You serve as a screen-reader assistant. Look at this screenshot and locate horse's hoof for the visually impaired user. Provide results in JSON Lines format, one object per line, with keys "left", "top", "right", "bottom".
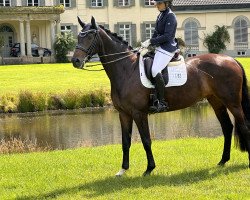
{"left": 115, "top": 169, "right": 126, "bottom": 177}
{"left": 143, "top": 170, "right": 153, "bottom": 176}
{"left": 217, "top": 160, "right": 226, "bottom": 166}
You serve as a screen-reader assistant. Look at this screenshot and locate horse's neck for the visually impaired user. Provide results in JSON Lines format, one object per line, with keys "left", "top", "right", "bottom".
{"left": 98, "top": 40, "right": 137, "bottom": 88}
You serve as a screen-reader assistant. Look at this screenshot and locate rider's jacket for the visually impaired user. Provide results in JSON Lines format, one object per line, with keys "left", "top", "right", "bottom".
{"left": 150, "top": 8, "right": 177, "bottom": 52}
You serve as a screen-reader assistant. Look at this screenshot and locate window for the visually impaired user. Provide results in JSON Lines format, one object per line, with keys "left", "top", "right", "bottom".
{"left": 184, "top": 20, "right": 199, "bottom": 48}
{"left": 61, "top": 25, "right": 71, "bottom": 35}
{"left": 27, "top": 0, "right": 39, "bottom": 6}
{"left": 118, "top": 0, "right": 130, "bottom": 6}
{"left": 235, "top": 18, "right": 248, "bottom": 43}
{"left": 234, "top": 17, "right": 248, "bottom": 50}
{"left": 144, "top": 0, "right": 154, "bottom": 6}
{"left": 237, "top": 51, "right": 246, "bottom": 56}
{"left": 0, "top": 25, "right": 13, "bottom": 32}
{"left": 119, "top": 24, "right": 131, "bottom": 45}
{"left": 0, "top": 0, "right": 11, "bottom": 6}
{"left": 145, "top": 23, "right": 155, "bottom": 40}
{"left": 91, "top": 0, "right": 103, "bottom": 7}
{"left": 60, "top": 0, "right": 71, "bottom": 7}
{"left": 187, "top": 53, "right": 196, "bottom": 57}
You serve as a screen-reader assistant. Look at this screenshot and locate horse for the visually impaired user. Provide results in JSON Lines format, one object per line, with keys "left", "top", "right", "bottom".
{"left": 72, "top": 16, "right": 250, "bottom": 176}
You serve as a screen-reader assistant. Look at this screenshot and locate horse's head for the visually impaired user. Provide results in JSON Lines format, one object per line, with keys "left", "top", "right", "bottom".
{"left": 71, "top": 16, "right": 100, "bottom": 69}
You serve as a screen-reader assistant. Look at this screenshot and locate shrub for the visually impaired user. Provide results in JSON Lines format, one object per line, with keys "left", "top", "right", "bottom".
{"left": 47, "top": 95, "right": 66, "bottom": 110}
{"left": 203, "top": 25, "right": 230, "bottom": 54}
{"left": 17, "top": 91, "right": 36, "bottom": 113}
{"left": 1, "top": 89, "right": 109, "bottom": 113}
{"left": 33, "top": 92, "right": 47, "bottom": 111}
{"left": 0, "top": 94, "right": 17, "bottom": 113}
{"left": 91, "top": 89, "right": 105, "bottom": 107}
{"left": 54, "top": 32, "right": 76, "bottom": 63}
{"left": 63, "top": 90, "right": 82, "bottom": 109}
{"left": 80, "top": 93, "right": 92, "bottom": 108}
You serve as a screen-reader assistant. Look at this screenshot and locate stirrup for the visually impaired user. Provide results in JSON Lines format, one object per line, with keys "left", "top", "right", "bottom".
{"left": 149, "top": 100, "right": 159, "bottom": 113}
{"left": 149, "top": 100, "right": 169, "bottom": 113}
{"left": 157, "top": 101, "right": 169, "bottom": 112}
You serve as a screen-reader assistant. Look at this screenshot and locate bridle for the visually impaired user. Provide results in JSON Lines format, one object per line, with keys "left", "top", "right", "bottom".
{"left": 74, "top": 28, "right": 138, "bottom": 69}
{"left": 75, "top": 29, "right": 100, "bottom": 64}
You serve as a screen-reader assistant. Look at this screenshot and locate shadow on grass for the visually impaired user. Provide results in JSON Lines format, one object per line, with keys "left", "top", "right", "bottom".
{"left": 17, "top": 164, "right": 247, "bottom": 200}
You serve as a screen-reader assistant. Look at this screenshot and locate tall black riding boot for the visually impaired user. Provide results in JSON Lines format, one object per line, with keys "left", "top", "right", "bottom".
{"left": 149, "top": 73, "right": 169, "bottom": 112}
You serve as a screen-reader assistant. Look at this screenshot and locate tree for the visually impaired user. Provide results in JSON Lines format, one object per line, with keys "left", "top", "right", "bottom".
{"left": 176, "top": 37, "right": 185, "bottom": 55}
{"left": 203, "top": 25, "right": 230, "bottom": 54}
{"left": 54, "top": 32, "right": 76, "bottom": 63}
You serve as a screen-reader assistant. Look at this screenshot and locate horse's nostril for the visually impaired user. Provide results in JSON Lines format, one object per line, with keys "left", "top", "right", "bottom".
{"left": 71, "top": 57, "right": 81, "bottom": 68}
{"left": 71, "top": 57, "right": 79, "bottom": 63}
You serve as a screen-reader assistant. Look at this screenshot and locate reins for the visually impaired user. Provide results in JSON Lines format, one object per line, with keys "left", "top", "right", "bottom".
{"left": 76, "top": 29, "right": 216, "bottom": 78}
{"left": 80, "top": 50, "right": 138, "bottom": 71}
{"left": 76, "top": 28, "right": 138, "bottom": 70}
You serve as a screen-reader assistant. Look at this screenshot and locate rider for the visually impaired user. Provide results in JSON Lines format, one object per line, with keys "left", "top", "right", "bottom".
{"left": 141, "top": 0, "right": 177, "bottom": 112}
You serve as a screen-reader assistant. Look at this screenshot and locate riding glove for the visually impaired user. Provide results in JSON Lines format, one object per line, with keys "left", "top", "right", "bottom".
{"left": 141, "top": 39, "right": 151, "bottom": 48}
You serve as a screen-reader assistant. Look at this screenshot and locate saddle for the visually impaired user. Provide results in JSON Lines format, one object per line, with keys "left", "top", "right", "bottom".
{"left": 143, "top": 50, "right": 181, "bottom": 84}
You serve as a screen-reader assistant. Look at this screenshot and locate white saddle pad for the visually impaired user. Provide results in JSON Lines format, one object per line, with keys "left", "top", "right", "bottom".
{"left": 139, "top": 55, "right": 187, "bottom": 88}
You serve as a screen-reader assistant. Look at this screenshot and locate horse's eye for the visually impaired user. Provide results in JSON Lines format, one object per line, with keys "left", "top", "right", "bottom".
{"left": 87, "top": 34, "right": 92, "bottom": 40}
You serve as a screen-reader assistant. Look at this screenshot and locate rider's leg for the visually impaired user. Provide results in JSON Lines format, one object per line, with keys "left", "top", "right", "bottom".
{"left": 150, "top": 47, "right": 174, "bottom": 112}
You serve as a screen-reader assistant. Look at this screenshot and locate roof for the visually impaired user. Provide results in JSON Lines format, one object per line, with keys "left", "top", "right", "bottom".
{"left": 174, "top": 0, "right": 250, "bottom": 6}
{"left": 173, "top": 0, "right": 250, "bottom": 11}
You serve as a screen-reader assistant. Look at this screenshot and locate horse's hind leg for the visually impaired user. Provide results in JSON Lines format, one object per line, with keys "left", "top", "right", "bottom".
{"left": 208, "top": 96, "right": 234, "bottom": 165}
{"left": 116, "top": 111, "right": 133, "bottom": 176}
{"left": 227, "top": 105, "right": 250, "bottom": 167}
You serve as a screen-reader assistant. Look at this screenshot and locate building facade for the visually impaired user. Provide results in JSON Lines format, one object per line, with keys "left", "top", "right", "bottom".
{"left": 1, "top": 0, "right": 250, "bottom": 61}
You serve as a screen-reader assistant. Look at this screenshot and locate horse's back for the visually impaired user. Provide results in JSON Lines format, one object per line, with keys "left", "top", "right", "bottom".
{"left": 167, "top": 53, "right": 243, "bottom": 110}
{"left": 187, "top": 53, "right": 241, "bottom": 72}
{"left": 186, "top": 53, "right": 243, "bottom": 102}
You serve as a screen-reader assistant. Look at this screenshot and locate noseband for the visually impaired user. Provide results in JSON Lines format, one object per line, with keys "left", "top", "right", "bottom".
{"left": 75, "top": 29, "right": 99, "bottom": 62}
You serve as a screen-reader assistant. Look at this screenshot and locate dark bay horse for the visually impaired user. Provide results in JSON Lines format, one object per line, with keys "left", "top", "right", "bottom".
{"left": 72, "top": 17, "right": 250, "bottom": 176}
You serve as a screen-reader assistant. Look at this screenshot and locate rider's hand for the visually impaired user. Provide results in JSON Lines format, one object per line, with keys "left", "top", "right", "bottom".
{"left": 139, "top": 48, "right": 149, "bottom": 57}
{"left": 141, "top": 39, "right": 151, "bottom": 48}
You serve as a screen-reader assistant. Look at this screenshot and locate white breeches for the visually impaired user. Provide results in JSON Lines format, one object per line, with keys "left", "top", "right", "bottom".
{"left": 151, "top": 47, "right": 175, "bottom": 78}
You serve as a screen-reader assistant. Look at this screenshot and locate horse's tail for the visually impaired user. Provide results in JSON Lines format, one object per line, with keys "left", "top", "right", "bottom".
{"left": 234, "top": 59, "right": 250, "bottom": 151}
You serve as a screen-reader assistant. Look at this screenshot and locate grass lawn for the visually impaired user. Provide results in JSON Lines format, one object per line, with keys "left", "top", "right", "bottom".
{"left": 0, "top": 63, "right": 109, "bottom": 95}
{"left": 0, "top": 137, "right": 249, "bottom": 200}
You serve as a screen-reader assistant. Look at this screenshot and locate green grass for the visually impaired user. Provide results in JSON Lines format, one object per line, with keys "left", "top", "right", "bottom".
{"left": 0, "top": 137, "right": 249, "bottom": 200}
{"left": 0, "top": 63, "right": 110, "bottom": 112}
{"left": 0, "top": 63, "right": 109, "bottom": 95}
{"left": 236, "top": 57, "right": 250, "bottom": 82}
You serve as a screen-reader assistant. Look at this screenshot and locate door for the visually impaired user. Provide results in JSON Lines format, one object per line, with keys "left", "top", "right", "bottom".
{"left": 0, "top": 25, "right": 14, "bottom": 57}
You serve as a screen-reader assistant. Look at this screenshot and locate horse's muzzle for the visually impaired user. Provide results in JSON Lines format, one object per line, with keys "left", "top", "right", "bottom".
{"left": 71, "top": 57, "right": 83, "bottom": 69}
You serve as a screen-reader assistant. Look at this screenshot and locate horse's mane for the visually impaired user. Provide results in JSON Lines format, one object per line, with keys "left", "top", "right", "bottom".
{"left": 99, "top": 25, "right": 133, "bottom": 50}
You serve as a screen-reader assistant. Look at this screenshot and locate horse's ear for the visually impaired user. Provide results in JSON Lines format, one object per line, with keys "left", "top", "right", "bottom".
{"left": 77, "top": 16, "right": 85, "bottom": 28}
{"left": 91, "top": 16, "right": 98, "bottom": 30}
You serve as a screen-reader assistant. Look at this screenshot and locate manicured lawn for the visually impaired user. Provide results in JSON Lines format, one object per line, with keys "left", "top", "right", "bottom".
{"left": 0, "top": 137, "right": 249, "bottom": 200}
{"left": 236, "top": 57, "right": 250, "bottom": 79}
{"left": 0, "top": 63, "right": 109, "bottom": 95}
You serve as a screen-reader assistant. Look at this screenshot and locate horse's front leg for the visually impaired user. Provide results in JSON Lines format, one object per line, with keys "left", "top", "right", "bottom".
{"left": 116, "top": 111, "right": 133, "bottom": 176}
{"left": 133, "top": 111, "right": 155, "bottom": 176}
